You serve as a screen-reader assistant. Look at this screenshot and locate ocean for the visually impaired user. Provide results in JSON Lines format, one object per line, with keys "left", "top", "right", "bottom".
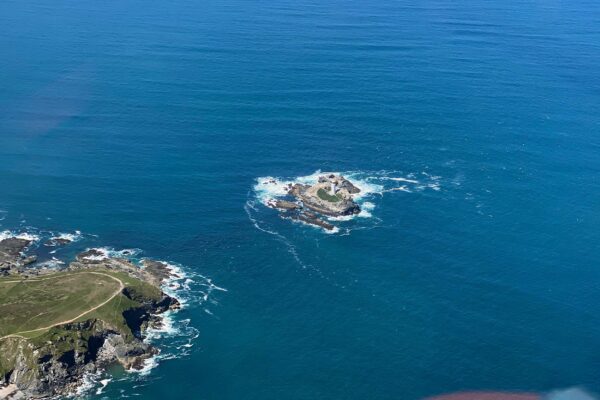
{"left": 1, "top": 0, "right": 600, "bottom": 398}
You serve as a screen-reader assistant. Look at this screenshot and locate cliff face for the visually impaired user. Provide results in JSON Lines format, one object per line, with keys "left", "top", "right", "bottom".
{"left": 0, "top": 320, "right": 112, "bottom": 397}
{"left": 0, "top": 291, "right": 177, "bottom": 398}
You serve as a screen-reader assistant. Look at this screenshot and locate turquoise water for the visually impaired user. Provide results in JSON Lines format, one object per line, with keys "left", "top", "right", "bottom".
{"left": 1, "top": 0, "right": 600, "bottom": 398}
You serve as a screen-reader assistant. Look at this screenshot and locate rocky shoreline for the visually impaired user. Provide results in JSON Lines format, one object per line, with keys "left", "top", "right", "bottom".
{"left": 0, "top": 233, "right": 182, "bottom": 399}
{"left": 265, "top": 174, "right": 361, "bottom": 231}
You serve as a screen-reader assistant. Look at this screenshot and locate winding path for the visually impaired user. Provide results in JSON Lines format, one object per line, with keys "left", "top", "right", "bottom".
{"left": 0, "top": 271, "right": 124, "bottom": 340}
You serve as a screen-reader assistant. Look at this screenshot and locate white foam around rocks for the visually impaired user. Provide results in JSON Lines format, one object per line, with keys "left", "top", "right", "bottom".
{"left": 82, "top": 247, "right": 141, "bottom": 261}
{"left": 254, "top": 171, "right": 385, "bottom": 226}
{"left": 36, "top": 257, "right": 65, "bottom": 269}
{"left": 251, "top": 170, "right": 444, "bottom": 236}
{"left": 0, "top": 230, "right": 40, "bottom": 242}
{"left": 95, "top": 378, "right": 112, "bottom": 395}
{"left": 50, "top": 231, "right": 82, "bottom": 243}
{"left": 81, "top": 247, "right": 110, "bottom": 261}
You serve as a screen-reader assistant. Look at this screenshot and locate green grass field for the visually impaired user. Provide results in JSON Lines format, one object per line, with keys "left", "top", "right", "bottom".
{"left": 0, "top": 272, "right": 124, "bottom": 337}
{"left": 317, "top": 188, "right": 341, "bottom": 202}
{"left": 68, "top": 270, "right": 164, "bottom": 340}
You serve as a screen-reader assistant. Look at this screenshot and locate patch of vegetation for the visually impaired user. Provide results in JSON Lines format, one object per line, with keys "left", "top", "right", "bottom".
{"left": 0, "top": 272, "right": 121, "bottom": 337}
{"left": 317, "top": 188, "right": 341, "bottom": 202}
{"left": 73, "top": 270, "right": 163, "bottom": 340}
{"left": 0, "top": 269, "right": 162, "bottom": 340}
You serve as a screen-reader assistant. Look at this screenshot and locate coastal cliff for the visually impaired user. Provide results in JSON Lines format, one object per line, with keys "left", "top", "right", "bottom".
{"left": 0, "top": 235, "right": 180, "bottom": 398}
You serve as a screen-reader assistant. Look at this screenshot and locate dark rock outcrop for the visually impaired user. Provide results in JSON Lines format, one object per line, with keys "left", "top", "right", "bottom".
{"left": 141, "top": 259, "right": 174, "bottom": 284}
{"left": 0, "top": 238, "right": 31, "bottom": 257}
{"left": 294, "top": 213, "right": 335, "bottom": 231}
{"left": 268, "top": 200, "right": 300, "bottom": 211}
{"left": 0, "top": 237, "right": 33, "bottom": 275}
{"left": 44, "top": 238, "right": 72, "bottom": 247}
{"left": 75, "top": 249, "right": 107, "bottom": 264}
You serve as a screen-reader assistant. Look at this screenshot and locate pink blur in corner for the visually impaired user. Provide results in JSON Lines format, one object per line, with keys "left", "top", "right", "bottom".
{"left": 424, "top": 391, "right": 540, "bottom": 400}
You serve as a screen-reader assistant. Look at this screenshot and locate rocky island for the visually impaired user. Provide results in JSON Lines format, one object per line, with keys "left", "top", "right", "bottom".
{"left": 0, "top": 234, "right": 181, "bottom": 398}
{"left": 266, "top": 174, "right": 362, "bottom": 231}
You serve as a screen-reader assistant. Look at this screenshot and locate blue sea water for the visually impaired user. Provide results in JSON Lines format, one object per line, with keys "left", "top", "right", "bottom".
{"left": 1, "top": 0, "right": 600, "bottom": 398}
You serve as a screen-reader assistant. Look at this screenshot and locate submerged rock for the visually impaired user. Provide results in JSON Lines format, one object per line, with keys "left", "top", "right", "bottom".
{"left": 44, "top": 237, "right": 72, "bottom": 247}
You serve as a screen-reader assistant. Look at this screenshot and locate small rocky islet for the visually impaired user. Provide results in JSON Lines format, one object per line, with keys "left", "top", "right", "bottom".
{"left": 266, "top": 174, "right": 362, "bottom": 231}
{"left": 0, "top": 233, "right": 182, "bottom": 398}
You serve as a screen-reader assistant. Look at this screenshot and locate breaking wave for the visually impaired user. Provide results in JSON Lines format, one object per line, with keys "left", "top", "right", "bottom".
{"left": 48, "top": 230, "right": 83, "bottom": 243}
{"left": 80, "top": 247, "right": 142, "bottom": 261}
{"left": 0, "top": 229, "right": 41, "bottom": 242}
